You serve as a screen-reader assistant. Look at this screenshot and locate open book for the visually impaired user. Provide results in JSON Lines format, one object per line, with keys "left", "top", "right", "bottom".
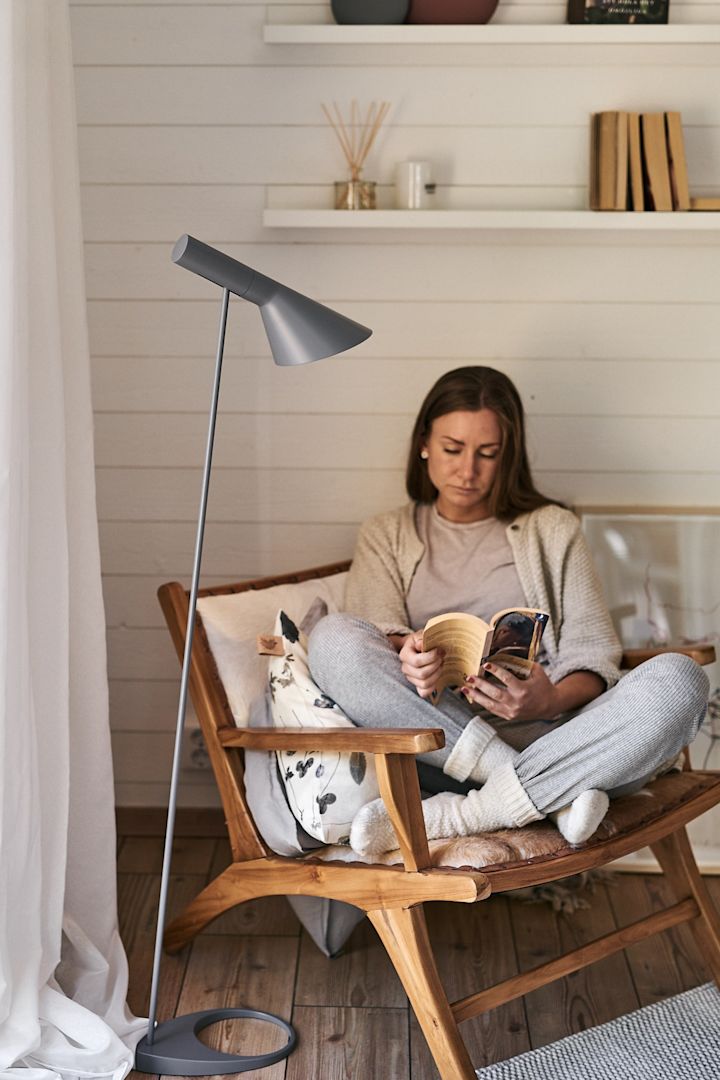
{"left": 422, "top": 607, "right": 549, "bottom": 704}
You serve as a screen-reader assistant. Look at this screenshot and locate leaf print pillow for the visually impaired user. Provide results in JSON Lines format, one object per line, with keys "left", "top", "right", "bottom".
{"left": 267, "top": 608, "right": 379, "bottom": 845}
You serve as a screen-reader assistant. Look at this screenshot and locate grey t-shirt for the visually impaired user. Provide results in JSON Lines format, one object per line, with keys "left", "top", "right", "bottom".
{"left": 406, "top": 503, "right": 527, "bottom": 630}
{"left": 407, "top": 503, "right": 553, "bottom": 751}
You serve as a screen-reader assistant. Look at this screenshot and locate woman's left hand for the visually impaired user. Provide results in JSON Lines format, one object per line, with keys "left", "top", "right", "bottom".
{"left": 462, "top": 661, "right": 560, "bottom": 723}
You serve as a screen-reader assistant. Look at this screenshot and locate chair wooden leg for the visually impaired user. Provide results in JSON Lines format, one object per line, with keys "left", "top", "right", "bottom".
{"left": 163, "top": 865, "right": 248, "bottom": 953}
{"left": 651, "top": 826, "right": 720, "bottom": 986}
{"left": 368, "top": 905, "right": 476, "bottom": 1080}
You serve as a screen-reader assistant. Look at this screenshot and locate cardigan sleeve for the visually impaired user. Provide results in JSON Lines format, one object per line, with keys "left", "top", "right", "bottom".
{"left": 343, "top": 512, "right": 415, "bottom": 637}
{"left": 550, "top": 515, "right": 623, "bottom": 690}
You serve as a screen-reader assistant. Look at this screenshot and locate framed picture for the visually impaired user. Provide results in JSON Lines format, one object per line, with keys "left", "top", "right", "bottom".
{"left": 581, "top": 509, "right": 719, "bottom": 770}
{"left": 581, "top": 509, "right": 719, "bottom": 863}
{"left": 567, "top": 0, "right": 669, "bottom": 23}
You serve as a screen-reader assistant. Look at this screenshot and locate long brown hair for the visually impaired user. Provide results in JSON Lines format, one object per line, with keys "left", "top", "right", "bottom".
{"left": 405, "top": 366, "right": 557, "bottom": 521}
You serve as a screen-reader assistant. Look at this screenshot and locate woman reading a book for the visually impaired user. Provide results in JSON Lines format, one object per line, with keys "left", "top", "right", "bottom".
{"left": 307, "top": 366, "right": 709, "bottom": 854}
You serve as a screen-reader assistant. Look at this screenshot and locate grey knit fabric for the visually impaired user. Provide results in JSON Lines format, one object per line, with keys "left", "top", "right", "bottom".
{"left": 308, "top": 614, "right": 471, "bottom": 773}
{"left": 516, "top": 651, "right": 708, "bottom": 813}
{"left": 474, "top": 982, "right": 720, "bottom": 1079}
{"left": 344, "top": 502, "right": 624, "bottom": 691}
{"left": 308, "top": 615, "right": 709, "bottom": 814}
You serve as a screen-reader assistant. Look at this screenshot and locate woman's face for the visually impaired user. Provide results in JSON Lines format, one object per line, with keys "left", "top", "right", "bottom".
{"left": 421, "top": 408, "right": 502, "bottom": 523}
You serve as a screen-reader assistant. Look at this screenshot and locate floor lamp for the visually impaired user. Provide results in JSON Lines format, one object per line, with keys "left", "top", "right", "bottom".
{"left": 134, "top": 235, "right": 372, "bottom": 1075}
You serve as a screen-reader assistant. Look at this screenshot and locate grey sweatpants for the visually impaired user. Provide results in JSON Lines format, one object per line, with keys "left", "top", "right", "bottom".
{"left": 307, "top": 613, "right": 710, "bottom": 815}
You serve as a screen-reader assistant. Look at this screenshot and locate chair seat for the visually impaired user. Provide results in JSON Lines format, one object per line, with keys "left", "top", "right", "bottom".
{"left": 309, "top": 770, "right": 720, "bottom": 874}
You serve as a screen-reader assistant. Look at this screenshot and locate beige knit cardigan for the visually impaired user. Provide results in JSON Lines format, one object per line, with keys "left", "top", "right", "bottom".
{"left": 344, "top": 502, "right": 622, "bottom": 690}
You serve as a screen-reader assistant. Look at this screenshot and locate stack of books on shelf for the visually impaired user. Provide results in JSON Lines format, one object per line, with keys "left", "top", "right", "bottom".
{"left": 590, "top": 110, "right": 691, "bottom": 212}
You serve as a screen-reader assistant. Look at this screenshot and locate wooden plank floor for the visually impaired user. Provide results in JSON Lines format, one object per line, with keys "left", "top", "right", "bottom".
{"left": 119, "top": 811, "right": 718, "bottom": 1080}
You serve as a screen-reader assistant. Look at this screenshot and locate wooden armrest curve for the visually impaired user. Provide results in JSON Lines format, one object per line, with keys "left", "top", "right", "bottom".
{"left": 621, "top": 644, "right": 716, "bottom": 669}
{"left": 217, "top": 726, "right": 445, "bottom": 754}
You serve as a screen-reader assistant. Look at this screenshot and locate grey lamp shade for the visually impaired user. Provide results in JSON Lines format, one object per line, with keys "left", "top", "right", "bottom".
{"left": 172, "top": 234, "right": 372, "bottom": 365}
{"left": 257, "top": 283, "right": 371, "bottom": 366}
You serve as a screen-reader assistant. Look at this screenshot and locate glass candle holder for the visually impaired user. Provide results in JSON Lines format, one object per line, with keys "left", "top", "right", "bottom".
{"left": 334, "top": 179, "right": 377, "bottom": 210}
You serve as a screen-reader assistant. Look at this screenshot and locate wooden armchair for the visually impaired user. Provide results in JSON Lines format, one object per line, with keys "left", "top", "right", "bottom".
{"left": 158, "top": 561, "right": 720, "bottom": 1080}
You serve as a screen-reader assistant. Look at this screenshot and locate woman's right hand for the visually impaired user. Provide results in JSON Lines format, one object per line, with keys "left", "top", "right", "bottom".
{"left": 397, "top": 631, "right": 445, "bottom": 700}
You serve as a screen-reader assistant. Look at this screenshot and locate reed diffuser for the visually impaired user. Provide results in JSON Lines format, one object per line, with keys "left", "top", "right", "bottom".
{"left": 322, "top": 100, "right": 391, "bottom": 209}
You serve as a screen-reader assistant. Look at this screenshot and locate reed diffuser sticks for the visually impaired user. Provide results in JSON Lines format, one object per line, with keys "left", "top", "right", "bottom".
{"left": 322, "top": 100, "right": 391, "bottom": 181}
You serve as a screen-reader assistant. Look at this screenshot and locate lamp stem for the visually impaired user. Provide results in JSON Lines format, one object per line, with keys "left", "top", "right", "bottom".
{"left": 145, "top": 287, "right": 230, "bottom": 1044}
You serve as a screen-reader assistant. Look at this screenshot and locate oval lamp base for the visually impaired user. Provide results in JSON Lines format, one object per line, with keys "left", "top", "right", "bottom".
{"left": 134, "top": 1008, "right": 297, "bottom": 1075}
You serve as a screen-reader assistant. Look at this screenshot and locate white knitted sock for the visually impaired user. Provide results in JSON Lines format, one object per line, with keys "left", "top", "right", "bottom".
{"left": 468, "top": 735, "right": 519, "bottom": 784}
{"left": 349, "top": 797, "right": 403, "bottom": 856}
{"left": 550, "top": 789, "right": 609, "bottom": 846}
{"left": 350, "top": 762, "right": 542, "bottom": 856}
{"left": 443, "top": 716, "right": 519, "bottom": 785}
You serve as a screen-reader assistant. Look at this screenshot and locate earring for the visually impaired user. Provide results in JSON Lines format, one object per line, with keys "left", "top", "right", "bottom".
{"left": 420, "top": 449, "right": 429, "bottom": 460}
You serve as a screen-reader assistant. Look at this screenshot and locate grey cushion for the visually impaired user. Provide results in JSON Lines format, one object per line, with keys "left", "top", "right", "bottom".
{"left": 243, "top": 598, "right": 365, "bottom": 955}
{"left": 287, "top": 895, "right": 364, "bottom": 958}
{"left": 245, "top": 691, "right": 365, "bottom": 955}
{"left": 244, "top": 692, "right": 321, "bottom": 856}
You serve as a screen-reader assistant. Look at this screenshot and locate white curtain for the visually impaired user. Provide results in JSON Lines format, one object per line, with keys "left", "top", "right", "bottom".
{"left": 0, "top": 2, "right": 145, "bottom": 1077}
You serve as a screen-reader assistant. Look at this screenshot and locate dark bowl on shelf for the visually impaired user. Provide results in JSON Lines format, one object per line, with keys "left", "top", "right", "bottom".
{"left": 331, "top": 0, "right": 410, "bottom": 23}
{"left": 407, "top": 0, "right": 499, "bottom": 22}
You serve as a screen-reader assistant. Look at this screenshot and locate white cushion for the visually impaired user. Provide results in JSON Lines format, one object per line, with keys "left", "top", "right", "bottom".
{"left": 196, "top": 573, "right": 347, "bottom": 726}
{"left": 268, "top": 609, "right": 379, "bottom": 845}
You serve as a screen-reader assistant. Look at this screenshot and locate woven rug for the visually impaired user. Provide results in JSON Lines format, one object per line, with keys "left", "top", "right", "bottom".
{"left": 475, "top": 982, "right": 720, "bottom": 1079}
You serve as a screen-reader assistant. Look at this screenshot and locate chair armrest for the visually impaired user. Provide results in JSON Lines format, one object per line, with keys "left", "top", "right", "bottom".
{"left": 620, "top": 644, "right": 716, "bottom": 670}
{"left": 217, "top": 726, "right": 445, "bottom": 755}
{"left": 218, "top": 725, "right": 440, "bottom": 873}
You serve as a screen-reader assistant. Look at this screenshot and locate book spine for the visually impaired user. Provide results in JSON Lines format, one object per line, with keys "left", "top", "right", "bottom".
{"left": 641, "top": 112, "right": 673, "bottom": 212}
{"left": 627, "top": 112, "right": 644, "bottom": 211}
{"left": 592, "top": 111, "right": 628, "bottom": 211}
{"left": 597, "top": 111, "right": 618, "bottom": 211}
{"left": 665, "top": 111, "right": 691, "bottom": 211}
{"left": 690, "top": 197, "right": 720, "bottom": 211}
{"left": 589, "top": 113, "right": 600, "bottom": 210}
{"left": 615, "top": 111, "right": 629, "bottom": 210}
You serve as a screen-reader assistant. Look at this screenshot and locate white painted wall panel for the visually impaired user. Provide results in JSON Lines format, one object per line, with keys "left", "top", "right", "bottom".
{"left": 85, "top": 243, "right": 720, "bottom": 303}
{"left": 108, "top": 627, "right": 183, "bottom": 681}
{"left": 71, "top": 5, "right": 269, "bottom": 65}
{"left": 109, "top": 679, "right": 188, "bottom": 732}
{"left": 93, "top": 412, "right": 719, "bottom": 473}
{"left": 74, "top": 65, "right": 720, "bottom": 126}
{"left": 93, "top": 413, "right": 410, "bottom": 470}
{"left": 87, "top": 299, "right": 720, "bottom": 360}
{"left": 99, "top": 521, "right": 360, "bottom": 577}
{"left": 78, "top": 124, "right": 720, "bottom": 187}
{"left": 96, "top": 467, "right": 406, "bottom": 522}
{"left": 111, "top": 732, "right": 215, "bottom": 787}
{"left": 103, "top": 575, "right": 189, "bottom": 629}
{"left": 71, "top": 1, "right": 720, "bottom": 822}
{"left": 91, "top": 357, "right": 720, "bottom": 415}
{"left": 78, "top": 126, "right": 591, "bottom": 186}
{"left": 103, "top": 573, "right": 283, "bottom": 629}
{"left": 80, "top": 186, "right": 270, "bottom": 245}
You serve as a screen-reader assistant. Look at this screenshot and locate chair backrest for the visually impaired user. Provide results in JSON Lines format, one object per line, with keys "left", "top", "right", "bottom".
{"left": 157, "top": 561, "right": 351, "bottom": 862}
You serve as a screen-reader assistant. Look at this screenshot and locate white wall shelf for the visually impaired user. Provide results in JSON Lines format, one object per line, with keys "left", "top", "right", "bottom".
{"left": 263, "top": 209, "right": 720, "bottom": 230}
{"left": 264, "top": 24, "right": 720, "bottom": 45}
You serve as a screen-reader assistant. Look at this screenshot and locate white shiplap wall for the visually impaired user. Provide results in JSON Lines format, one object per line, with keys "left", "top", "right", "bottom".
{"left": 71, "top": 0, "right": 720, "bottom": 817}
